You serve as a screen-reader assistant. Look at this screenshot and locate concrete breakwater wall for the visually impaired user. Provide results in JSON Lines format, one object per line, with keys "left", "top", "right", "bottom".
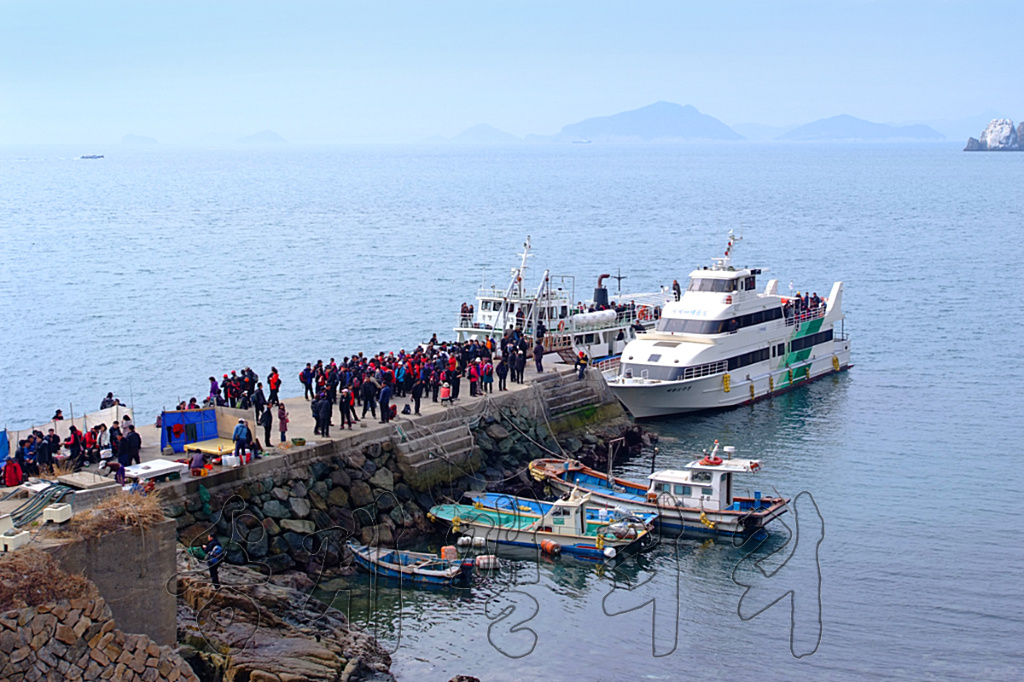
{"left": 160, "top": 368, "right": 641, "bottom": 574}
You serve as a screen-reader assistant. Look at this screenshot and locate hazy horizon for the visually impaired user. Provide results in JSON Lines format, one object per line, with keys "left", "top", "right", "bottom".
{"left": 2, "top": 1, "right": 1021, "bottom": 144}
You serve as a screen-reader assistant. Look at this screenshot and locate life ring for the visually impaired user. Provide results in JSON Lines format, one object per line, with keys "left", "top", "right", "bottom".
{"left": 700, "top": 455, "right": 723, "bottom": 466}
{"left": 558, "top": 320, "right": 566, "bottom": 332}
{"left": 638, "top": 306, "right": 648, "bottom": 321}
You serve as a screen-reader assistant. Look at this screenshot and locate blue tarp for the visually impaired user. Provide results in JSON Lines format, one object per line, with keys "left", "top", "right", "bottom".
{"left": 160, "top": 408, "right": 219, "bottom": 453}
{"left": 0, "top": 429, "right": 8, "bottom": 459}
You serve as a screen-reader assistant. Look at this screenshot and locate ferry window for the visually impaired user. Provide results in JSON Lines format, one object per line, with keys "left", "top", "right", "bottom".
{"left": 744, "top": 276, "right": 756, "bottom": 291}
{"left": 751, "top": 310, "right": 764, "bottom": 325}
{"left": 687, "top": 278, "right": 737, "bottom": 293}
{"left": 702, "top": 488, "right": 713, "bottom": 497}
{"left": 647, "top": 354, "right": 662, "bottom": 362}
{"left": 585, "top": 333, "right": 595, "bottom": 343}
{"left": 777, "top": 343, "right": 785, "bottom": 356}
{"left": 791, "top": 329, "right": 834, "bottom": 353}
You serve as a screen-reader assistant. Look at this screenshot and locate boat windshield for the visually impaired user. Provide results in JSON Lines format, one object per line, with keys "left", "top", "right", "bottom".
{"left": 688, "top": 277, "right": 737, "bottom": 293}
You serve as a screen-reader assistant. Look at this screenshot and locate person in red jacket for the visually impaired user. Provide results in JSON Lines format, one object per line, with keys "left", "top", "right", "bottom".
{"left": 267, "top": 367, "right": 282, "bottom": 405}
{"left": 3, "top": 455, "right": 23, "bottom": 487}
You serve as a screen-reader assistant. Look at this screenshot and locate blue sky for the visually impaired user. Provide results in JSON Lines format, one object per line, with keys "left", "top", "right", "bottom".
{"left": 1, "top": 1, "right": 1021, "bottom": 143}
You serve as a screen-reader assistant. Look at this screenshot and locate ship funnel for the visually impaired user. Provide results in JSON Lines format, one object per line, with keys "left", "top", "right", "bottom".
{"left": 594, "top": 274, "right": 611, "bottom": 307}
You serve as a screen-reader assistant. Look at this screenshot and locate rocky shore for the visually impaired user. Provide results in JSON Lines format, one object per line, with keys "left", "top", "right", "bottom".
{"left": 964, "top": 118, "right": 1024, "bottom": 150}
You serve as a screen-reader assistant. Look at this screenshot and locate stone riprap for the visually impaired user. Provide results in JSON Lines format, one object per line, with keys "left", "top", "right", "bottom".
{"left": 0, "top": 596, "right": 197, "bottom": 682}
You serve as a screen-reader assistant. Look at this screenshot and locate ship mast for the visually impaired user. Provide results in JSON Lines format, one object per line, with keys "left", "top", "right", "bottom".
{"left": 711, "top": 230, "right": 741, "bottom": 270}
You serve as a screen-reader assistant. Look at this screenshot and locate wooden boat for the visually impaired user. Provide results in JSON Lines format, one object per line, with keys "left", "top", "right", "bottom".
{"left": 466, "top": 491, "right": 658, "bottom": 527}
{"left": 429, "top": 488, "right": 655, "bottom": 561}
{"left": 528, "top": 442, "right": 789, "bottom": 537}
{"left": 347, "top": 542, "right": 473, "bottom": 586}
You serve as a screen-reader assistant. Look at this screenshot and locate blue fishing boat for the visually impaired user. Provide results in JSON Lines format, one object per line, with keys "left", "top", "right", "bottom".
{"left": 467, "top": 491, "right": 659, "bottom": 527}
{"left": 429, "top": 489, "right": 655, "bottom": 561}
{"left": 347, "top": 542, "right": 474, "bottom": 587}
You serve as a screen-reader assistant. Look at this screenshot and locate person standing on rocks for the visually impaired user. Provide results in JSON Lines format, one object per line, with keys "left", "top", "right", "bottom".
{"left": 278, "top": 404, "right": 289, "bottom": 443}
{"left": 203, "top": 534, "right": 225, "bottom": 588}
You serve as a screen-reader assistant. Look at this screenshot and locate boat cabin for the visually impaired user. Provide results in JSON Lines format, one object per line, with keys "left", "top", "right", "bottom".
{"left": 537, "top": 489, "right": 592, "bottom": 536}
{"left": 647, "top": 455, "right": 762, "bottom": 511}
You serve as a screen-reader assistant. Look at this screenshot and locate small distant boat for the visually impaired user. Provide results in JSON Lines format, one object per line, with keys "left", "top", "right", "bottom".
{"left": 347, "top": 542, "right": 474, "bottom": 586}
{"left": 80, "top": 155, "right": 104, "bottom": 159}
{"left": 429, "top": 488, "right": 655, "bottom": 561}
{"left": 572, "top": 139, "right": 591, "bottom": 144}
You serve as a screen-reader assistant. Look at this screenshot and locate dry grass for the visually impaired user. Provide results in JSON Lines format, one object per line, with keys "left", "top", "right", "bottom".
{"left": 0, "top": 548, "right": 97, "bottom": 611}
{"left": 38, "top": 458, "right": 76, "bottom": 481}
{"left": 63, "top": 489, "right": 166, "bottom": 539}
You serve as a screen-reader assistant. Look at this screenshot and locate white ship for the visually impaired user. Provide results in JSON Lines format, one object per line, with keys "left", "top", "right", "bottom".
{"left": 454, "top": 237, "right": 673, "bottom": 367}
{"left": 606, "top": 233, "right": 852, "bottom": 418}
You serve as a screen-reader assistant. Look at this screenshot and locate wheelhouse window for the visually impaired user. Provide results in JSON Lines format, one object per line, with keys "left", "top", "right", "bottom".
{"left": 673, "top": 484, "right": 691, "bottom": 496}
{"left": 687, "top": 278, "right": 738, "bottom": 293}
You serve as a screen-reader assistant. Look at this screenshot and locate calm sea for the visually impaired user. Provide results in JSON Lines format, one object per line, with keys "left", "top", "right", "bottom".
{"left": 2, "top": 143, "right": 1022, "bottom": 680}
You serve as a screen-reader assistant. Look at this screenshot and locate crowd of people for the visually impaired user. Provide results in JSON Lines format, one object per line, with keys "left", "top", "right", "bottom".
{"left": 3, "top": 327, "right": 569, "bottom": 488}
{"left": 2, "top": 411, "right": 142, "bottom": 486}
{"left": 785, "top": 291, "right": 826, "bottom": 321}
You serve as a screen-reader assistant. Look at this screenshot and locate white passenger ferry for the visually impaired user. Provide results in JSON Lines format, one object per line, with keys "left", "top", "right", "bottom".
{"left": 454, "top": 237, "right": 673, "bottom": 365}
{"left": 606, "top": 233, "right": 851, "bottom": 417}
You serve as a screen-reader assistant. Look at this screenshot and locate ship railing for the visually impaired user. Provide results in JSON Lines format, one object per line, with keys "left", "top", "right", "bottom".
{"left": 784, "top": 305, "right": 826, "bottom": 327}
{"left": 680, "top": 360, "right": 729, "bottom": 381}
{"left": 593, "top": 356, "right": 620, "bottom": 375}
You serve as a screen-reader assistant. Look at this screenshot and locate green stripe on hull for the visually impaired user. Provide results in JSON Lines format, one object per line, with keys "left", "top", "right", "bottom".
{"left": 782, "top": 317, "right": 824, "bottom": 368}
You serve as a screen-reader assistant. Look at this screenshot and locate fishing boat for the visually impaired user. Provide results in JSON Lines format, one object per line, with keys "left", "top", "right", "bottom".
{"left": 347, "top": 542, "right": 474, "bottom": 586}
{"left": 528, "top": 442, "right": 789, "bottom": 536}
{"left": 80, "top": 154, "right": 104, "bottom": 159}
{"left": 453, "top": 237, "right": 673, "bottom": 368}
{"left": 605, "top": 232, "right": 852, "bottom": 417}
{"left": 466, "top": 491, "right": 659, "bottom": 527}
{"left": 428, "top": 488, "right": 654, "bottom": 561}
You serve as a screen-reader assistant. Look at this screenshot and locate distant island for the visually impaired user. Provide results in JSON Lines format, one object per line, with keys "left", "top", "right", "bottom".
{"left": 778, "top": 114, "right": 944, "bottom": 141}
{"left": 964, "top": 119, "right": 1023, "bottom": 151}
{"left": 239, "top": 130, "right": 287, "bottom": 144}
{"left": 554, "top": 101, "right": 742, "bottom": 142}
{"left": 122, "top": 134, "right": 157, "bottom": 145}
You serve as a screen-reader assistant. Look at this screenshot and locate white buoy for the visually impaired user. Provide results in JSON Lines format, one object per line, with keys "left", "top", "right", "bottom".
{"left": 472, "top": 536, "right": 487, "bottom": 548}
{"left": 603, "top": 547, "right": 617, "bottom": 559}
{"left": 456, "top": 536, "right": 473, "bottom": 547}
{"left": 475, "top": 554, "right": 500, "bottom": 570}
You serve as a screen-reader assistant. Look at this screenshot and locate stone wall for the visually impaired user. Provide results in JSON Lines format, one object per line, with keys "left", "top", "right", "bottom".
{"left": 0, "top": 595, "right": 197, "bottom": 682}
{"left": 163, "top": 387, "right": 642, "bottom": 577}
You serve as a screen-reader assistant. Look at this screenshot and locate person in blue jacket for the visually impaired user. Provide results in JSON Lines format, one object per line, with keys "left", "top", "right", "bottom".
{"left": 232, "top": 419, "right": 251, "bottom": 459}
{"left": 378, "top": 381, "right": 393, "bottom": 424}
{"left": 203, "top": 534, "right": 225, "bottom": 588}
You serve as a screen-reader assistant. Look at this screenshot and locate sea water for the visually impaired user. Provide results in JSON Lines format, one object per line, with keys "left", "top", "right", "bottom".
{"left": 2, "top": 143, "right": 1022, "bottom": 680}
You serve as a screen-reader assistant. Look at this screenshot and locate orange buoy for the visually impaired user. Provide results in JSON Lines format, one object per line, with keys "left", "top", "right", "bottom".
{"left": 540, "top": 540, "right": 561, "bottom": 556}
{"left": 441, "top": 545, "right": 458, "bottom": 561}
